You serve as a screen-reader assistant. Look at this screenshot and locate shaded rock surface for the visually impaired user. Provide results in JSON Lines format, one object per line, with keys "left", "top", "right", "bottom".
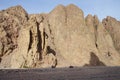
{"left": 0, "top": 4, "right": 120, "bottom": 68}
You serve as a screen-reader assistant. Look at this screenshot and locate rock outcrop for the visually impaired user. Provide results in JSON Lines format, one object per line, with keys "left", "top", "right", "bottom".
{"left": 103, "top": 16, "right": 120, "bottom": 53}
{"left": 0, "top": 4, "right": 120, "bottom": 68}
{"left": 0, "top": 5, "right": 28, "bottom": 68}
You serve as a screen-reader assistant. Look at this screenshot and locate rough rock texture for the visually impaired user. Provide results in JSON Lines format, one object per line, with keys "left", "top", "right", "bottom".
{"left": 0, "top": 5, "right": 28, "bottom": 68}
{"left": 10, "top": 14, "right": 57, "bottom": 68}
{"left": 103, "top": 16, "right": 120, "bottom": 53}
{"left": 0, "top": 4, "right": 120, "bottom": 68}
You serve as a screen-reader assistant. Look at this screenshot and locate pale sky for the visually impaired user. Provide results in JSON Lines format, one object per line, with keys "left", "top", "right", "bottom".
{"left": 0, "top": 0, "right": 120, "bottom": 21}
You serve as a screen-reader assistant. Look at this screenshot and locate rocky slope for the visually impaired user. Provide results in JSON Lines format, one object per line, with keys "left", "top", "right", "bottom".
{"left": 0, "top": 4, "right": 120, "bottom": 68}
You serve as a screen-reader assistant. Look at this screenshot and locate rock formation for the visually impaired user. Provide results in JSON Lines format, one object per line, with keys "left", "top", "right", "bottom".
{"left": 0, "top": 4, "right": 120, "bottom": 68}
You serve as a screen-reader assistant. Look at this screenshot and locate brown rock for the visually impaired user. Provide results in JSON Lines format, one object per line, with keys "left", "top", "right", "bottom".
{"left": 0, "top": 5, "right": 28, "bottom": 68}
{"left": 103, "top": 16, "right": 120, "bottom": 53}
{"left": 5, "top": 5, "right": 28, "bottom": 24}
{"left": 38, "top": 53, "right": 57, "bottom": 68}
{"left": 0, "top": 42, "right": 3, "bottom": 57}
{"left": 11, "top": 14, "right": 57, "bottom": 68}
{"left": 96, "top": 22, "right": 120, "bottom": 66}
{"left": 86, "top": 15, "right": 120, "bottom": 66}
{"left": 1, "top": 4, "right": 120, "bottom": 68}
{"left": 49, "top": 4, "right": 99, "bottom": 67}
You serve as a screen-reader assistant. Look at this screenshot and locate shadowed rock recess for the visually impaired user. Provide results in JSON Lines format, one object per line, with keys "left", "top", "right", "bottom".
{"left": 0, "top": 4, "right": 120, "bottom": 68}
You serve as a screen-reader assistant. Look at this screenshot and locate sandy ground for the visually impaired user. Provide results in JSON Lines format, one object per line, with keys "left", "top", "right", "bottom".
{"left": 0, "top": 67, "right": 120, "bottom": 80}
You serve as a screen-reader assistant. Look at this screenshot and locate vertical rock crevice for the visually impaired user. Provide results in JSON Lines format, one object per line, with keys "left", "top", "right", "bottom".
{"left": 93, "top": 15, "right": 99, "bottom": 49}
{"left": 36, "top": 22, "right": 42, "bottom": 60}
{"left": 28, "top": 30, "right": 32, "bottom": 51}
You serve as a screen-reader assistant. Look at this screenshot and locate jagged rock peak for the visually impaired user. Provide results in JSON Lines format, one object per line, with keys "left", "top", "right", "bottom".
{"left": 5, "top": 5, "right": 28, "bottom": 23}
{"left": 50, "top": 4, "right": 84, "bottom": 14}
{"left": 85, "top": 14, "right": 94, "bottom": 23}
{"left": 106, "top": 16, "right": 117, "bottom": 20}
{"left": 6, "top": 5, "right": 27, "bottom": 13}
{"left": 54, "top": 4, "right": 65, "bottom": 8}
{"left": 86, "top": 14, "right": 93, "bottom": 17}
{"left": 48, "top": 4, "right": 66, "bottom": 23}
{"left": 49, "top": 4, "right": 65, "bottom": 13}
{"left": 49, "top": 4, "right": 85, "bottom": 26}
{"left": 66, "top": 4, "right": 85, "bottom": 25}
{"left": 66, "top": 4, "right": 84, "bottom": 13}
{"left": 85, "top": 14, "right": 99, "bottom": 26}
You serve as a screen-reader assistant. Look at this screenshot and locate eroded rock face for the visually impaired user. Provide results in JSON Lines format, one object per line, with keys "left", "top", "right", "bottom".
{"left": 0, "top": 4, "right": 120, "bottom": 68}
{"left": 10, "top": 14, "right": 57, "bottom": 68}
{"left": 96, "top": 22, "right": 120, "bottom": 66}
{"left": 103, "top": 16, "right": 120, "bottom": 53}
{"left": 0, "top": 6, "right": 28, "bottom": 68}
{"left": 86, "top": 15, "right": 120, "bottom": 66}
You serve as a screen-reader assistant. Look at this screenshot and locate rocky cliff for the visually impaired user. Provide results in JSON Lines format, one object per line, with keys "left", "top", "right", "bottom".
{"left": 0, "top": 4, "right": 120, "bottom": 68}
